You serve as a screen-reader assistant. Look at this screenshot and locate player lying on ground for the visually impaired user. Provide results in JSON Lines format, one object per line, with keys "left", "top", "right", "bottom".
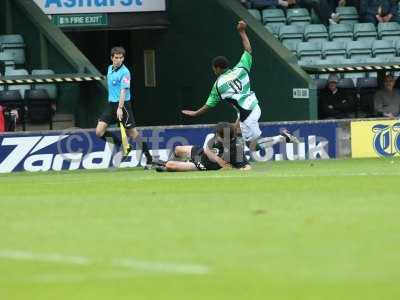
{"left": 181, "top": 20, "right": 299, "bottom": 152}
{"left": 155, "top": 122, "right": 251, "bottom": 172}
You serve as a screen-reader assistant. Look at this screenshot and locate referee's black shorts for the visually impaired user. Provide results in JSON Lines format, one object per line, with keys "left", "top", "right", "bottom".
{"left": 98, "top": 102, "right": 136, "bottom": 129}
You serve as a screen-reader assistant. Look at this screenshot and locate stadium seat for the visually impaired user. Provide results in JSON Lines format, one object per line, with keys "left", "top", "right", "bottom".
{"left": 297, "top": 41, "right": 322, "bottom": 60}
{"left": 304, "top": 24, "right": 329, "bottom": 42}
{"left": 396, "top": 40, "right": 400, "bottom": 56}
{"left": 0, "top": 89, "right": 25, "bottom": 130}
{"left": 0, "top": 51, "right": 16, "bottom": 72}
{"left": 329, "top": 24, "right": 353, "bottom": 42}
{"left": 247, "top": 9, "right": 262, "bottom": 22}
{"left": 347, "top": 40, "right": 373, "bottom": 59}
{"left": 357, "top": 77, "right": 378, "bottom": 117}
{"left": 335, "top": 6, "right": 359, "bottom": 25}
{"left": 353, "top": 23, "right": 377, "bottom": 42}
{"left": 323, "top": 41, "right": 347, "bottom": 59}
{"left": 24, "top": 89, "right": 52, "bottom": 126}
{"left": 31, "top": 69, "right": 58, "bottom": 100}
{"left": 265, "top": 23, "right": 283, "bottom": 38}
{"left": 372, "top": 39, "right": 396, "bottom": 59}
{"left": 0, "top": 34, "right": 24, "bottom": 46}
{"left": 378, "top": 22, "right": 400, "bottom": 41}
{"left": 262, "top": 8, "right": 286, "bottom": 25}
{"left": 282, "top": 40, "right": 298, "bottom": 55}
{"left": 286, "top": 8, "right": 311, "bottom": 26}
{"left": 279, "top": 25, "right": 304, "bottom": 43}
{"left": 5, "top": 69, "right": 30, "bottom": 99}
{"left": 0, "top": 34, "right": 26, "bottom": 65}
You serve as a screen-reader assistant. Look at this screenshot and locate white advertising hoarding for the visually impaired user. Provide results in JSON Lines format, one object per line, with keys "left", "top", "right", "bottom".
{"left": 33, "top": 0, "right": 166, "bottom": 14}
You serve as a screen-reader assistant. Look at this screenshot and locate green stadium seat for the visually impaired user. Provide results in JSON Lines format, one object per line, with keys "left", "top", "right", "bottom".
{"left": 1, "top": 46, "right": 25, "bottom": 65}
{"left": 0, "top": 34, "right": 24, "bottom": 47}
{"left": 282, "top": 40, "right": 298, "bottom": 55}
{"left": 282, "top": 39, "right": 302, "bottom": 52}
{"left": 0, "top": 51, "right": 15, "bottom": 72}
{"left": 5, "top": 68, "right": 30, "bottom": 99}
{"left": 347, "top": 40, "right": 373, "bottom": 59}
{"left": 0, "top": 34, "right": 26, "bottom": 65}
{"left": 286, "top": 8, "right": 311, "bottom": 26}
{"left": 329, "top": 24, "right": 353, "bottom": 42}
{"left": 265, "top": 23, "right": 283, "bottom": 38}
{"left": 396, "top": 40, "right": 400, "bottom": 56}
{"left": 372, "top": 39, "right": 396, "bottom": 59}
{"left": 247, "top": 9, "right": 262, "bottom": 22}
{"left": 323, "top": 41, "right": 347, "bottom": 59}
{"left": 262, "top": 8, "right": 286, "bottom": 25}
{"left": 304, "top": 24, "right": 329, "bottom": 42}
{"left": 297, "top": 41, "right": 322, "bottom": 60}
{"left": 335, "top": 6, "right": 359, "bottom": 25}
{"left": 31, "top": 69, "right": 58, "bottom": 100}
{"left": 279, "top": 25, "right": 304, "bottom": 42}
{"left": 378, "top": 22, "right": 400, "bottom": 40}
{"left": 353, "top": 23, "right": 377, "bottom": 42}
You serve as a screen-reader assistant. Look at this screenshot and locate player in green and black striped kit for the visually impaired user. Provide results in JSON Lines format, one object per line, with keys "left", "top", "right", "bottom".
{"left": 182, "top": 20, "right": 298, "bottom": 151}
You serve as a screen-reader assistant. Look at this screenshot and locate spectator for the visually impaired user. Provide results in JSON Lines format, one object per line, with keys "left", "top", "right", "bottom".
{"left": 360, "top": 0, "right": 398, "bottom": 24}
{"left": 319, "top": 74, "right": 356, "bottom": 119}
{"left": 374, "top": 74, "right": 400, "bottom": 117}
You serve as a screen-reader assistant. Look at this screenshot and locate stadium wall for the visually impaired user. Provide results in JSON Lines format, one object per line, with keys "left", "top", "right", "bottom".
{"left": 3, "top": 117, "right": 398, "bottom": 173}
{"left": 1, "top": 120, "right": 340, "bottom": 173}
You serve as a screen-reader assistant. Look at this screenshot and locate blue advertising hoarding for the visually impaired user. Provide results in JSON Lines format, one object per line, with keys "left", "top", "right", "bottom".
{"left": 0, "top": 122, "right": 338, "bottom": 173}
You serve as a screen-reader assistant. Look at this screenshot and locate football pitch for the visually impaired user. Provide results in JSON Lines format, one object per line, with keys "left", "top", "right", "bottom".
{"left": 1, "top": 158, "right": 400, "bottom": 300}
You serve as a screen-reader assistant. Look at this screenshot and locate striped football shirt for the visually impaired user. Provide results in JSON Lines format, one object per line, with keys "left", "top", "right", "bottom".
{"left": 206, "top": 51, "right": 258, "bottom": 121}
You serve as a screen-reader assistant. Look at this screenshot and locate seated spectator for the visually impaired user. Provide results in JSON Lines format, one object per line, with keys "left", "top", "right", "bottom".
{"left": 319, "top": 74, "right": 356, "bottom": 119}
{"left": 360, "top": 0, "right": 398, "bottom": 24}
{"left": 374, "top": 74, "right": 400, "bottom": 117}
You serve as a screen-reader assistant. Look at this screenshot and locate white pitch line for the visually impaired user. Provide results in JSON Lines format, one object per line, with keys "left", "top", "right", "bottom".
{"left": 114, "top": 258, "right": 210, "bottom": 275}
{"left": 0, "top": 250, "right": 210, "bottom": 276}
{"left": 0, "top": 250, "right": 90, "bottom": 265}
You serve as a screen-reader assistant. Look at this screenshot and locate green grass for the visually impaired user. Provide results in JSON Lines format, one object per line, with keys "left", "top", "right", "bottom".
{"left": 1, "top": 158, "right": 400, "bottom": 300}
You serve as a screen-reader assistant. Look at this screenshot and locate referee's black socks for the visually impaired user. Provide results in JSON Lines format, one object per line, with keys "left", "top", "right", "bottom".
{"left": 139, "top": 140, "right": 153, "bottom": 164}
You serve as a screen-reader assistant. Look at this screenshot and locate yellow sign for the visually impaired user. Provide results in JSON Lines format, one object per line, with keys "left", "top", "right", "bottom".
{"left": 351, "top": 120, "right": 400, "bottom": 158}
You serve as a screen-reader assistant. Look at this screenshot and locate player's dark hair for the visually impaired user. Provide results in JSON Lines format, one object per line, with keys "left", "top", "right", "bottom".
{"left": 212, "top": 56, "right": 230, "bottom": 70}
{"left": 111, "top": 46, "right": 126, "bottom": 58}
{"left": 215, "top": 122, "right": 236, "bottom": 141}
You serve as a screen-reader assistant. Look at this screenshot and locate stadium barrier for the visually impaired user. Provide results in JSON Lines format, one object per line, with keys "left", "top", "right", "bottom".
{"left": 0, "top": 120, "right": 341, "bottom": 173}
{"left": 6, "top": 117, "right": 398, "bottom": 173}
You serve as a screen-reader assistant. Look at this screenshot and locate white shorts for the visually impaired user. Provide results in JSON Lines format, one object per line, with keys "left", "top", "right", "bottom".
{"left": 240, "top": 105, "right": 262, "bottom": 142}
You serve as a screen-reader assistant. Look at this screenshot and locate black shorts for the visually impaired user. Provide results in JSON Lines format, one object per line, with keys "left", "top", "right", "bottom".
{"left": 190, "top": 146, "right": 220, "bottom": 171}
{"left": 98, "top": 102, "right": 136, "bottom": 129}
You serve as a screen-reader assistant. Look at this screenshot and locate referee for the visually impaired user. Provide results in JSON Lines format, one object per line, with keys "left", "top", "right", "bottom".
{"left": 95, "top": 46, "right": 153, "bottom": 167}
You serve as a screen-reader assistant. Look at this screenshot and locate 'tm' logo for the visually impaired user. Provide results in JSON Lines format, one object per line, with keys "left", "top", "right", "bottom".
{"left": 372, "top": 123, "right": 400, "bottom": 157}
